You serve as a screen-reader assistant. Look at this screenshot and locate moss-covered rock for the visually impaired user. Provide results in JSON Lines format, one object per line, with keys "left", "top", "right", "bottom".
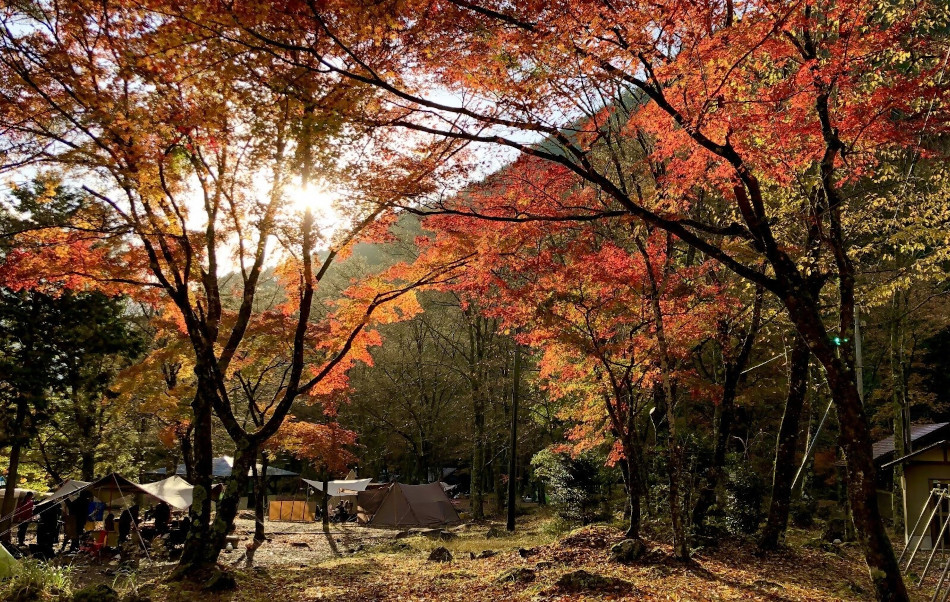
{"left": 494, "top": 567, "right": 536, "bottom": 584}
{"left": 73, "top": 583, "right": 119, "bottom": 602}
{"left": 609, "top": 538, "right": 647, "bottom": 563}
{"left": 555, "top": 569, "right": 630, "bottom": 592}
{"left": 428, "top": 547, "right": 453, "bottom": 562}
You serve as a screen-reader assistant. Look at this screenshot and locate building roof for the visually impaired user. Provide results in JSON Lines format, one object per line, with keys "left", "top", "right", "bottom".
{"left": 882, "top": 440, "right": 949, "bottom": 469}
{"left": 874, "top": 423, "right": 950, "bottom": 464}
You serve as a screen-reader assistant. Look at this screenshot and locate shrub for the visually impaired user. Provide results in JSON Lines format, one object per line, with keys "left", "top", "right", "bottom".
{"left": 0, "top": 558, "right": 72, "bottom": 602}
{"left": 531, "top": 448, "right": 609, "bottom": 524}
{"left": 724, "top": 462, "right": 764, "bottom": 535}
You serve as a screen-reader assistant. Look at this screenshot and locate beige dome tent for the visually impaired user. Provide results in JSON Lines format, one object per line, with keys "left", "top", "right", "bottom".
{"left": 367, "top": 483, "right": 460, "bottom": 528}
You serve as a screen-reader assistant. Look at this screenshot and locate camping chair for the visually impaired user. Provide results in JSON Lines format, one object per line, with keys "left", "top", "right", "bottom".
{"left": 79, "top": 530, "right": 108, "bottom": 559}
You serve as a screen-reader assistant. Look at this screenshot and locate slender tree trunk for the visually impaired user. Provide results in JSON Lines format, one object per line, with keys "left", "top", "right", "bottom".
{"left": 759, "top": 335, "right": 810, "bottom": 550}
{"left": 321, "top": 473, "right": 330, "bottom": 530}
{"left": 693, "top": 287, "right": 761, "bottom": 533}
{"left": 471, "top": 392, "right": 486, "bottom": 519}
{"left": 506, "top": 343, "right": 520, "bottom": 531}
{"left": 493, "top": 443, "right": 506, "bottom": 516}
{"left": 181, "top": 422, "right": 195, "bottom": 482}
{"left": 639, "top": 239, "right": 689, "bottom": 559}
{"left": 691, "top": 370, "right": 738, "bottom": 533}
{"left": 254, "top": 453, "right": 268, "bottom": 543}
{"left": 0, "top": 437, "right": 23, "bottom": 545}
{"left": 623, "top": 454, "right": 643, "bottom": 539}
{"left": 890, "top": 295, "right": 909, "bottom": 532}
{"left": 666, "top": 426, "right": 688, "bottom": 558}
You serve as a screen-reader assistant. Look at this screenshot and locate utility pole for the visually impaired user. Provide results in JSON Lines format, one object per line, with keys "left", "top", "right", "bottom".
{"left": 506, "top": 343, "right": 521, "bottom": 531}
{"left": 855, "top": 305, "right": 864, "bottom": 404}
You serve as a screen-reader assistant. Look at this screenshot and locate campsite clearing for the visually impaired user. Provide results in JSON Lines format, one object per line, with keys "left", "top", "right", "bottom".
{"left": 57, "top": 511, "right": 940, "bottom": 601}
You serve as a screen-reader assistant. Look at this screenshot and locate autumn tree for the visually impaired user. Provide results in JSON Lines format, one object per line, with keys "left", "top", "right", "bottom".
{"left": 0, "top": 179, "right": 144, "bottom": 537}
{"left": 413, "top": 156, "right": 739, "bottom": 554}
{"left": 209, "top": 1, "right": 950, "bottom": 596}
{"left": 0, "top": 1, "right": 464, "bottom": 578}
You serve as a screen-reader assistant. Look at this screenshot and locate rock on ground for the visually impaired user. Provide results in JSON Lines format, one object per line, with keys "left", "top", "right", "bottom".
{"left": 555, "top": 569, "right": 631, "bottom": 592}
{"left": 73, "top": 584, "right": 119, "bottom": 602}
{"left": 610, "top": 538, "right": 647, "bottom": 563}
{"left": 494, "top": 567, "right": 536, "bottom": 584}
{"left": 428, "top": 547, "right": 453, "bottom": 562}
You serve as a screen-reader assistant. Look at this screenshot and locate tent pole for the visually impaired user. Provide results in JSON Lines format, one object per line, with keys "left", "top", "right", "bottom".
{"left": 919, "top": 495, "right": 950, "bottom": 585}
{"left": 113, "top": 475, "right": 151, "bottom": 562}
{"left": 908, "top": 491, "right": 944, "bottom": 570}
{"left": 932, "top": 553, "right": 950, "bottom": 602}
{"left": 903, "top": 489, "right": 937, "bottom": 563}
{"left": 791, "top": 397, "right": 833, "bottom": 492}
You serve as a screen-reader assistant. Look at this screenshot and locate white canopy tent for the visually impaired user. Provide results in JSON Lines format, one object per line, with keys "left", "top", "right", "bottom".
{"left": 43, "top": 474, "right": 195, "bottom": 511}
{"left": 302, "top": 478, "right": 372, "bottom": 497}
{"left": 43, "top": 479, "right": 91, "bottom": 506}
{"left": 137, "top": 475, "right": 194, "bottom": 511}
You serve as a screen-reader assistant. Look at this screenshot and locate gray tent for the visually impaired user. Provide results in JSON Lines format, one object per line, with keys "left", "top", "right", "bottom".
{"left": 368, "top": 483, "right": 460, "bottom": 528}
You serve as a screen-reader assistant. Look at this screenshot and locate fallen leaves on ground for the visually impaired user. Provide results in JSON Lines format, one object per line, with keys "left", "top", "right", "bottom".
{"left": 62, "top": 517, "right": 940, "bottom": 601}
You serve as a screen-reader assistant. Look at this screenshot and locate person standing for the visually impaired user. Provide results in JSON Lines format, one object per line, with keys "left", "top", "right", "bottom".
{"left": 35, "top": 501, "right": 60, "bottom": 558}
{"left": 64, "top": 492, "right": 89, "bottom": 552}
{"left": 153, "top": 502, "right": 170, "bottom": 536}
{"left": 118, "top": 506, "right": 132, "bottom": 544}
{"left": 14, "top": 492, "right": 34, "bottom": 547}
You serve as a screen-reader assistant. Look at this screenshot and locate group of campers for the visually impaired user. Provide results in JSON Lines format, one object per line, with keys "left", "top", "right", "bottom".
{"left": 12, "top": 494, "right": 177, "bottom": 558}
{"left": 2, "top": 472, "right": 463, "bottom": 566}
{"left": 1, "top": 474, "right": 193, "bottom": 562}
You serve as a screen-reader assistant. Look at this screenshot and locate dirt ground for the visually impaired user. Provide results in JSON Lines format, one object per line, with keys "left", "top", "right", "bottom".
{"left": 56, "top": 513, "right": 950, "bottom": 601}
{"left": 224, "top": 517, "right": 398, "bottom": 567}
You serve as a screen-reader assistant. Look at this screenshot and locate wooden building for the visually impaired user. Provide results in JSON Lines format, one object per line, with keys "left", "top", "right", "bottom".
{"left": 875, "top": 423, "right": 950, "bottom": 550}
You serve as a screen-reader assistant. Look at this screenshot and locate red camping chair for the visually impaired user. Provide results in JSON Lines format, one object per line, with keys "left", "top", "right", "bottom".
{"left": 79, "top": 530, "right": 108, "bottom": 559}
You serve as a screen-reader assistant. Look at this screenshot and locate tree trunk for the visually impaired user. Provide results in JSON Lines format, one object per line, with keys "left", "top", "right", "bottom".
{"left": 321, "top": 473, "right": 330, "bottom": 530}
{"left": 199, "top": 442, "right": 255, "bottom": 565}
{"left": 0, "top": 438, "right": 23, "bottom": 545}
{"left": 639, "top": 239, "right": 688, "bottom": 559}
{"left": 691, "top": 289, "right": 762, "bottom": 534}
{"left": 175, "top": 386, "right": 216, "bottom": 576}
{"left": 80, "top": 449, "right": 96, "bottom": 482}
{"left": 890, "top": 295, "right": 909, "bottom": 532}
{"left": 784, "top": 294, "right": 908, "bottom": 600}
{"left": 471, "top": 392, "right": 486, "bottom": 519}
{"left": 506, "top": 343, "right": 520, "bottom": 532}
{"left": 666, "top": 423, "right": 689, "bottom": 559}
{"left": 691, "top": 368, "right": 738, "bottom": 533}
{"left": 759, "top": 335, "right": 810, "bottom": 550}
{"left": 177, "top": 441, "right": 257, "bottom": 577}
{"left": 623, "top": 455, "right": 643, "bottom": 539}
{"left": 254, "top": 453, "right": 268, "bottom": 544}
{"left": 181, "top": 421, "right": 195, "bottom": 483}
{"left": 246, "top": 451, "right": 268, "bottom": 567}
{"left": 1, "top": 399, "right": 28, "bottom": 545}
{"left": 833, "top": 373, "right": 905, "bottom": 600}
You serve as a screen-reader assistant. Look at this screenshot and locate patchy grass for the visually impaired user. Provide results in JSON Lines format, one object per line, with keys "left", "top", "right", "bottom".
{"left": 54, "top": 512, "right": 946, "bottom": 601}
{"left": 0, "top": 558, "right": 72, "bottom": 602}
